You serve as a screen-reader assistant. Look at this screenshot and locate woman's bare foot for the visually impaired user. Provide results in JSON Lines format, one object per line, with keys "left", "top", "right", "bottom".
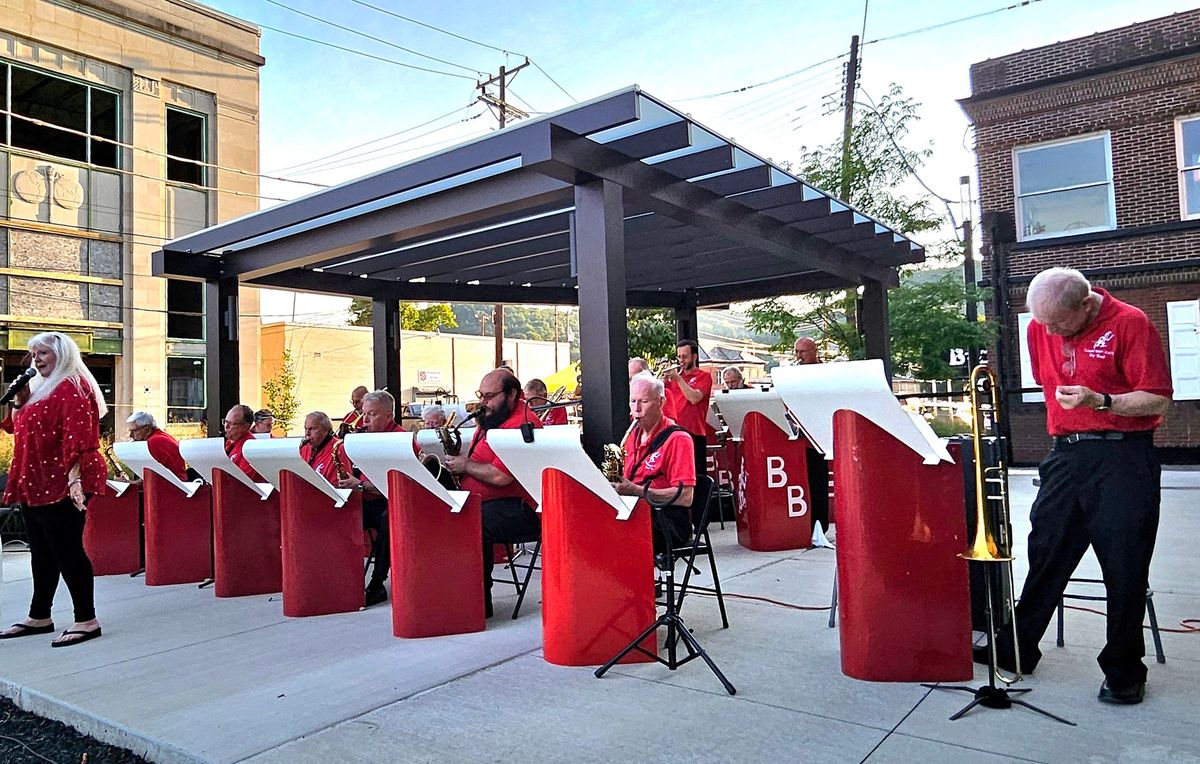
{"left": 0, "top": 618, "right": 54, "bottom": 638}
{"left": 50, "top": 619, "right": 101, "bottom": 647}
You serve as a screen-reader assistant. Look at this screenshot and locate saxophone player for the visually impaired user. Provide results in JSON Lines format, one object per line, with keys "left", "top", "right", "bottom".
{"left": 298, "top": 411, "right": 347, "bottom": 484}
{"left": 125, "top": 411, "right": 187, "bottom": 481}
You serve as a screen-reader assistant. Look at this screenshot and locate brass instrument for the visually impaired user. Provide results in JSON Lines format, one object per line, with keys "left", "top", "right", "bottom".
{"left": 601, "top": 443, "right": 625, "bottom": 482}
{"left": 421, "top": 411, "right": 462, "bottom": 490}
{"left": 960, "top": 364, "right": 1022, "bottom": 685}
{"left": 651, "top": 359, "right": 680, "bottom": 379}
{"left": 331, "top": 439, "right": 350, "bottom": 481}
{"left": 436, "top": 411, "right": 462, "bottom": 457}
{"left": 103, "top": 441, "right": 136, "bottom": 481}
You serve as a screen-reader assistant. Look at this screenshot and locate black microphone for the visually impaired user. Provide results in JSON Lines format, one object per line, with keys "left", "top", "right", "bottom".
{"left": 0, "top": 368, "right": 37, "bottom": 406}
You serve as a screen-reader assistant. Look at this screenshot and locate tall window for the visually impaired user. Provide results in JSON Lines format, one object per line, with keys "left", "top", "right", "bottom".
{"left": 1014, "top": 134, "right": 1114, "bottom": 240}
{"left": 1, "top": 62, "right": 120, "bottom": 168}
{"left": 166, "top": 357, "right": 206, "bottom": 423}
{"left": 166, "top": 107, "right": 205, "bottom": 185}
{"left": 166, "top": 280, "right": 205, "bottom": 340}
{"left": 1176, "top": 117, "right": 1200, "bottom": 219}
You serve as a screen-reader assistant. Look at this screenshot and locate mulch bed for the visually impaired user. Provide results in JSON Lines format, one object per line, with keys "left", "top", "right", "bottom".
{"left": 0, "top": 697, "right": 147, "bottom": 764}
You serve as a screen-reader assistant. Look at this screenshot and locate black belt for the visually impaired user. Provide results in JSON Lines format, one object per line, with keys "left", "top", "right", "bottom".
{"left": 1054, "top": 430, "right": 1153, "bottom": 446}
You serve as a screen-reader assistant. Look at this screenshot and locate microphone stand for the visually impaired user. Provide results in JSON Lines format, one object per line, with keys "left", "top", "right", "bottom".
{"left": 595, "top": 483, "right": 736, "bottom": 696}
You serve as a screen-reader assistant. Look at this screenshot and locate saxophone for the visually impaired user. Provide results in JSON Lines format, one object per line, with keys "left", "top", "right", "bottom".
{"left": 435, "top": 411, "right": 462, "bottom": 457}
{"left": 601, "top": 443, "right": 626, "bottom": 482}
{"left": 331, "top": 439, "right": 350, "bottom": 481}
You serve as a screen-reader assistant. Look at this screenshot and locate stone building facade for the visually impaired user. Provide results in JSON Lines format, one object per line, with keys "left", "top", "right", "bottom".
{"left": 960, "top": 10, "right": 1200, "bottom": 463}
{"left": 0, "top": 0, "right": 263, "bottom": 435}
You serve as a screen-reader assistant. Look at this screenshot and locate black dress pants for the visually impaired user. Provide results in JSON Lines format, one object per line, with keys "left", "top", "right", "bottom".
{"left": 999, "top": 435, "right": 1160, "bottom": 688}
{"left": 22, "top": 497, "right": 96, "bottom": 622}
{"left": 481, "top": 497, "right": 541, "bottom": 609}
{"left": 691, "top": 433, "right": 708, "bottom": 483}
{"left": 362, "top": 498, "right": 389, "bottom": 585}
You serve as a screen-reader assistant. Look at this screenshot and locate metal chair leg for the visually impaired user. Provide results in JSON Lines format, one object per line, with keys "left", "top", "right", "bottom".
{"left": 1056, "top": 597, "right": 1065, "bottom": 647}
{"left": 1146, "top": 589, "right": 1166, "bottom": 665}
{"left": 511, "top": 540, "right": 541, "bottom": 620}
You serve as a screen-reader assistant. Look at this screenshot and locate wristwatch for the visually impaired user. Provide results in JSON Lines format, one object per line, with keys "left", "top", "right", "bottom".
{"left": 1096, "top": 393, "right": 1113, "bottom": 411}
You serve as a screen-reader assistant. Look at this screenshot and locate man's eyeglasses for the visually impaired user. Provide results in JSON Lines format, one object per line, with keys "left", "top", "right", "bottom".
{"left": 475, "top": 390, "right": 504, "bottom": 401}
{"left": 1061, "top": 341, "right": 1076, "bottom": 378}
{"left": 222, "top": 418, "right": 249, "bottom": 427}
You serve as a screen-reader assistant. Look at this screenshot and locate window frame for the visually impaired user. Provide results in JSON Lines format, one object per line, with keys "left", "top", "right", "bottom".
{"left": 165, "top": 355, "right": 207, "bottom": 423}
{"left": 165, "top": 278, "right": 206, "bottom": 342}
{"left": 165, "top": 105, "right": 207, "bottom": 187}
{"left": 1012, "top": 132, "right": 1115, "bottom": 242}
{"left": 1, "top": 61, "right": 122, "bottom": 169}
{"left": 1175, "top": 115, "right": 1200, "bottom": 221}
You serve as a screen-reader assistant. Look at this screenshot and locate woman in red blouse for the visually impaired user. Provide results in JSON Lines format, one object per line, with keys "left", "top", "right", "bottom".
{"left": 0, "top": 332, "right": 107, "bottom": 647}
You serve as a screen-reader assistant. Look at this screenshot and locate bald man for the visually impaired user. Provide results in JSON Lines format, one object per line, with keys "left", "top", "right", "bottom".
{"left": 337, "top": 385, "right": 369, "bottom": 438}
{"left": 792, "top": 337, "right": 820, "bottom": 365}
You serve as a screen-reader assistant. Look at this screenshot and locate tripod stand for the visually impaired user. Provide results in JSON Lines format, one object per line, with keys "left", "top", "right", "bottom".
{"left": 924, "top": 564, "right": 1073, "bottom": 725}
{"left": 594, "top": 499, "right": 736, "bottom": 696}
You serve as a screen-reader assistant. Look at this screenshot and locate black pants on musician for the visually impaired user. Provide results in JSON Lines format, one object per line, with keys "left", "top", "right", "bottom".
{"left": 691, "top": 433, "right": 708, "bottom": 483}
{"left": 481, "top": 496, "right": 541, "bottom": 616}
{"left": 362, "top": 498, "right": 389, "bottom": 586}
{"left": 22, "top": 497, "right": 96, "bottom": 623}
{"left": 806, "top": 446, "right": 830, "bottom": 532}
{"left": 997, "top": 434, "right": 1159, "bottom": 689}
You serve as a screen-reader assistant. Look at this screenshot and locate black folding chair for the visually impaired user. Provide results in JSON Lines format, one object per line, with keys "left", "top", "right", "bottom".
{"left": 1056, "top": 577, "right": 1165, "bottom": 664}
{"left": 671, "top": 476, "right": 729, "bottom": 628}
{"left": 497, "top": 535, "right": 542, "bottom": 620}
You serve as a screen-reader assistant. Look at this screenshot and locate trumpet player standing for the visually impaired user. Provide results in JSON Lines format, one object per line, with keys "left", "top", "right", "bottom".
{"left": 662, "top": 339, "right": 713, "bottom": 481}
{"left": 987, "top": 267, "right": 1172, "bottom": 705}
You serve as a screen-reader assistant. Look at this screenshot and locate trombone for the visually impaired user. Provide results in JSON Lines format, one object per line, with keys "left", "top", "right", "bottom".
{"left": 960, "top": 364, "right": 1022, "bottom": 685}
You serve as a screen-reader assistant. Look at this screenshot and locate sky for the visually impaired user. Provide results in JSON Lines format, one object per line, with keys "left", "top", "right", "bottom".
{"left": 193, "top": 0, "right": 1200, "bottom": 323}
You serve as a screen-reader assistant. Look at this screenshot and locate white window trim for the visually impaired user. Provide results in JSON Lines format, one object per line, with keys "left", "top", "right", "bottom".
{"left": 1012, "top": 132, "right": 1115, "bottom": 242}
{"left": 1016, "top": 312, "right": 1044, "bottom": 403}
{"left": 1174, "top": 115, "right": 1200, "bottom": 221}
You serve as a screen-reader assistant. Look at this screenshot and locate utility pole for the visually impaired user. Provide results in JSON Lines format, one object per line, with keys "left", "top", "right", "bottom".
{"left": 962, "top": 218, "right": 979, "bottom": 369}
{"left": 477, "top": 58, "right": 531, "bottom": 129}
{"left": 839, "top": 35, "right": 860, "bottom": 201}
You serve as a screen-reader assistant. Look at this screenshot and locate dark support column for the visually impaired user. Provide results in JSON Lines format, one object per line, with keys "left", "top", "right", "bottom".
{"left": 372, "top": 298, "right": 401, "bottom": 394}
{"left": 574, "top": 178, "right": 627, "bottom": 463}
{"left": 205, "top": 277, "right": 240, "bottom": 437}
{"left": 861, "top": 279, "right": 892, "bottom": 383}
{"left": 675, "top": 290, "right": 699, "bottom": 344}
{"left": 494, "top": 304, "right": 505, "bottom": 368}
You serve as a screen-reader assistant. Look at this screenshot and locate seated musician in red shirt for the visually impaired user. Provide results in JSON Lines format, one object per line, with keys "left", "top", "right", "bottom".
{"left": 222, "top": 405, "right": 263, "bottom": 482}
{"left": 298, "top": 411, "right": 347, "bottom": 484}
{"left": 444, "top": 369, "right": 542, "bottom": 619}
{"left": 523, "top": 378, "right": 568, "bottom": 426}
{"left": 337, "top": 385, "right": 369, "bottom": 438}
{"left": 126, "top": 411, "right": 187, "bottom": 481}
{"left": 612, "top": 372, "right": 696, "bottom": 553}
{"left": 337, "top": 390, "right": 404, "bottom": 607}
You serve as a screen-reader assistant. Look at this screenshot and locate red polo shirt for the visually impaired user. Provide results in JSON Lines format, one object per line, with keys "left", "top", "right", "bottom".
{"left": 1028, "top": 288, "right": 1173, "bottom": 435}
{"left": 2, "top": 379, "right": 106, "bottom": 507}
{"left": 541, "top": 406, "right": 569, "bottom": 426}
{"left": 459, "top": 400, "right": 541, "bottom": 505}
{"left": 299, "top": 433, "right": 344, "bottom": 484}
{"left": 664, "top": 367, "right": 713, "bottom": 437}
{"left": 622, "top": 415, "right": 696, "bottom": 490}
{"left": 146, "top": 428, "right": 187, "bottom": 481}
{"left": 225, "top": 432, "right": 263, "bottom": 482}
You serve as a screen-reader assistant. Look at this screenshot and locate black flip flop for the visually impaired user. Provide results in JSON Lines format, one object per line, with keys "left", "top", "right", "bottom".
{"left": 0, "top": 623, "right": 55, "bottom": 640}
{"left": 50, "top": 627, "right": 102, "bottom": 648}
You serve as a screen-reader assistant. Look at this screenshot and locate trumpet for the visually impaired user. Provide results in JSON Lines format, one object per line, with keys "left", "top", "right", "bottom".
{"left": 960, "top": 364, "right": 1022, "bottom": 685}
{"left": 651, "top": 359, "right": 680, "bottom": 379}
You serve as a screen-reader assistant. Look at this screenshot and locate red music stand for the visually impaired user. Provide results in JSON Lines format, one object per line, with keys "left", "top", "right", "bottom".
{"left": 735, "top": 411, "right": 813, "bottom": 551}
{"left": 279, "top": 471, "right": 364, "bottom": 617}
{"left": 211, "top": 470, "right": 282, "bottom": 598}
{"left": 83, "top": 482, "right": 141, "bottom": 576}
{"left": 143, "top": 471, "right": 211, "bottom": 586}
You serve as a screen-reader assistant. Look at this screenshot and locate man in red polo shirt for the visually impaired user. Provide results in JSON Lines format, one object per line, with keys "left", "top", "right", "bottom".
{"left": 524, "top": 378, "right": 568, "bottom": 425}
{"left": 222, "top": 405, "right": 262, "bottom": 482}
{"left": 337, "top": 385, "right": 369, "bottom": 439}
{"left": 663, "top": 339, "right": 712, "bottom": 482}
{"left": 981, "top": 267, "right": 1172, "bottom": 706}
{"left": 613, "top": 372, "right": 696, "bottom": 553}
{"left": 444, "top": 369, "right": 542, "bottom": 619}
{"left": 126, "top": 411, "right": 187, "bottom": 481}
{"left": 299, "top": 411, "right": 346, "bottom": 485}
{"left": 338, "top": 390, "right": 404, "bottom": 607}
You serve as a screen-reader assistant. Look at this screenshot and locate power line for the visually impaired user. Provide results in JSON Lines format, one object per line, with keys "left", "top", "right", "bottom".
{"left": 347, "top": 0, "right": 577, "bottom": 102}
{"left": 864, "top": 0, "right": 1044, "bottom": 46}
{"left": 255, "top": 20, "right": 478, "bottom": 81}
{"left": 262, "top": 0, "right": 485, "bottom": 76}
{"left": 676, "top": 55, "right": 847, "bottom": 101}
{"left": 266, "top": 103, "right": 475, "bottom": 174}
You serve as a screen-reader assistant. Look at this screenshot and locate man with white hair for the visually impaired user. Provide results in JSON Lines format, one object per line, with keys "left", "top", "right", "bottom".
{"left": 421, "top": 404, "right": 447, "bottom": 429}
{"left": 126, "top": 411, "right": 187, "bottom": 481}
{"left": 981, "top": 267, "right": 1171, "bottom": 706}
{"left": 611, "top": 372, "right": 696, "bottom": 553}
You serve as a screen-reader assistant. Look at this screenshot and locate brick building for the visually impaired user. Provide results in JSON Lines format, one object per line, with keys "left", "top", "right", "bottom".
{"left": 960, "top": 10, "right": 1200, "bottom": 464}
{"left": 0, "top": 0, "right": 263, "bottom": 437}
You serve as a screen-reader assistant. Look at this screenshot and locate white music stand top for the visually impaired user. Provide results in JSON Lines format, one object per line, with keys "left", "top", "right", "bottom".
{"left": 711, "top": 388, "right": 796, "bottom": 442}
{"left": 414, "top": 428, "right": 447, "bottom": 460}
{"left": 179, "top": 437, "right": 273, "bottom": 500}
{"left": 771, "top": 359, "right": 952, "bottom": 464}
{"left": 242, "top": 437, "right": 350, "bottom": 508}
{"left": 488, "top": 425, "right": 638, "bottom": 520}
{"left": 343, "top": 432, "right": 470, "bottom": 512}
{"left": 112, "top": 441, "right": 202, "bottom": 497}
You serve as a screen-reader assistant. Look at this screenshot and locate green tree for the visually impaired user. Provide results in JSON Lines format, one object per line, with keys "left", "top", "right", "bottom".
{"left": 746, "top": 82, "right": 987, "bottom": 378}
{"left": 261, "top": 347, "right": 301, "bottom": 434}
{"left": 348, "top": 300, "right": 459, "bottom": 332}
{"left": 627, "top": 308, "right": 676, "bottom": 364}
